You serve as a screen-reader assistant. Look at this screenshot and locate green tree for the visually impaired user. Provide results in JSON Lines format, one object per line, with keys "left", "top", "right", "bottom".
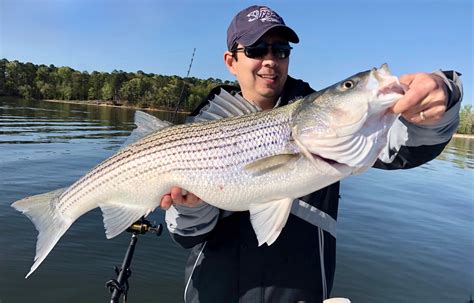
{"left": 153, "top": 76, "right": 181, "bottom": 109}
{"left": 38, "top": 82, "right": 55, "bottom": 99}
{"left": 54, "top": 66, "right": 74, "bottom": 100}
{"left": 35, "top": 65, "right": 53, "bottom": 99}
{"left": 458, "top": 104, "right": 473, "bottom": 134}
{"left": 5, "top": 60, "right": 22, "bottom": 96}
{"left": 110, "top": 70, "right": 127, "bottom": 102}
{"left": 101, "top": 82, "right": 113, "bottom": 101}
{"left": 18, "top": 84, "right": 34, "bottom": 100}
{"left": 120, "top": 78, "right": 141, "bottom": 103}
{"left": 0, "top": 59, "right": 7, "bottom": 95}
{"left": 120, "top": 77, "right": 154, "bottom": 104}
{"left": 4, "top": 60, "right": 38, "bottom": 98}
{"left": 70, "top": 71, "right": 89, "bottom": 100}
{"left": 35, "top": 65, "right": 50, "bottom": 83}
{"left": 88, "top": 71, "right": 104, "bottom": 100}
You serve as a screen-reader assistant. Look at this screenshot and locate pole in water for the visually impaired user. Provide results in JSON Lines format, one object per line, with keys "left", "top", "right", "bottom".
{"left": 106, "top": 217, "right": 162, "bottom": 303}
{"left": 172, "top": 47, "right": 196, "bottom": 123}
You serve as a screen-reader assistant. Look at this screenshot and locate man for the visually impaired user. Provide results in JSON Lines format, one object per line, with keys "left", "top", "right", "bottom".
{"left": 160, "top": 5, "right": 462, "bottom": 303}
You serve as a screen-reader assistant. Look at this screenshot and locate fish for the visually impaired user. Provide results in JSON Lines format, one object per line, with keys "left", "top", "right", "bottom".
{"left": 12, "top": 64, "right": 405, "bottom": 278}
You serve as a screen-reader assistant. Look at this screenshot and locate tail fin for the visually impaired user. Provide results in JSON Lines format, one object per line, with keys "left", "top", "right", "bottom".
{"left": 11, "top": 188, "right": 71, "bottom": 278}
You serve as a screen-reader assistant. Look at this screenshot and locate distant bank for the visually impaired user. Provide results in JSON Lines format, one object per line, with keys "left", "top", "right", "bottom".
{"left": 40, "top": 98, "right": 191, "bottom": 114}
{"left": 453, "top": 133, "right": 474, "bottom": 139}
{"left": 6, "top": 98, "right": 474, "bottom": 138}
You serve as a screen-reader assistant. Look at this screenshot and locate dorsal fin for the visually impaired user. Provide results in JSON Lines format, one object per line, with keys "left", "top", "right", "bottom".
{"left": 193, "top": 89, "right": 261, "bottom": 122}
{"left": 121, "top": 111, "right": 173, "bottom": 148}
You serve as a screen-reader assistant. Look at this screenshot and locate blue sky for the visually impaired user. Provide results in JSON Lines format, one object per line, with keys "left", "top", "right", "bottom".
{"left": 1, "top": 0, "right": 472, "bottom": 105}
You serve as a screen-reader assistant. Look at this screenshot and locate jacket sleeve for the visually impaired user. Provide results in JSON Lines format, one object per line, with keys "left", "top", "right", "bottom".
{"left": 165, "top": 203, "right": 220, "bottom": 248}
{"left": 374, "top": 70, "right": 463, "bottom": 170}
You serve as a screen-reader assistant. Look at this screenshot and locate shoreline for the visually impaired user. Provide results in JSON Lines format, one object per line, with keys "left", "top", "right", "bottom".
{"left": 453, "top": 133, "right": 474, "bottom": 139}
{"left": 41, "top": 99, "right": 191, "bottom": 114}
{"left": 9, "top": 98, "right": 474, "bottom": 138}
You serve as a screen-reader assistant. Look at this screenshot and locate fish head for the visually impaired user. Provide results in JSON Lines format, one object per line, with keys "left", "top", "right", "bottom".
{"left": 292, "top": 64, "right": 405, "bottom": 168}
{"left": 294, "top": 64, "right": 404, "bottom": 139}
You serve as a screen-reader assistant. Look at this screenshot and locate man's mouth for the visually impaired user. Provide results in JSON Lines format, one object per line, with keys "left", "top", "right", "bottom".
{"left": 258, "top": 74, "right": 278, "bottom": 80}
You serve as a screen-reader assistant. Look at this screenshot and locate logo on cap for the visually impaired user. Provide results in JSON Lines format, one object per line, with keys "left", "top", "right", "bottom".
{"left": 246, "top": 7, "right": 283, "bottom": 23}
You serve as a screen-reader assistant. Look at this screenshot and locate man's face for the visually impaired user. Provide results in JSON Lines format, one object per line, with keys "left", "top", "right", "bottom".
{"left": 225, "top": 31, "right": 290, "bottom": 109}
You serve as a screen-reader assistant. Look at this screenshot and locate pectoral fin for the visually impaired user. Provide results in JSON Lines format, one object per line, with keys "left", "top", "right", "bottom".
{"left": 249, "top": 198, "right": 294, "bottom": 246}
{"left": 244, "top": 154, "right": 300, "bottom": 176}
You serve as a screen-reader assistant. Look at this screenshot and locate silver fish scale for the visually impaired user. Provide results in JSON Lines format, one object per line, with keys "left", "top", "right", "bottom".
{"left": 14, "top": 66, "right": 409, "bottom": 278}
{"left": 57, "top": 102, "right": 300, "bottom": 214}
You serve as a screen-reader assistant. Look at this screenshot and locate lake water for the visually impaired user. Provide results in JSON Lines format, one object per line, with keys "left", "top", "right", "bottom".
{"left": 0, "top": 98, "right": 472, "bottom": 303}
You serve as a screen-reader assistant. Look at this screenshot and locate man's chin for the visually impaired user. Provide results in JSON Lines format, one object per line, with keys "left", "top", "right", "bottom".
{"left": 260, "top": 89, "right": 280, "bottom": 99}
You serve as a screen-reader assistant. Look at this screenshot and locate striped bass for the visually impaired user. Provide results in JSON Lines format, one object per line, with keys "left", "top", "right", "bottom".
{"left": 12, "top": 64, "right": 404, "bottom": 278}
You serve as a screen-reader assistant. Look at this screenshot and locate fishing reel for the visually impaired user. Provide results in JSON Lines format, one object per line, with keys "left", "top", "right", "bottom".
{"left": 126, "top": 218, "right": 163, "bottom": 236}
{"left": 107, "top": 217, "right": 163, "bottom": 303}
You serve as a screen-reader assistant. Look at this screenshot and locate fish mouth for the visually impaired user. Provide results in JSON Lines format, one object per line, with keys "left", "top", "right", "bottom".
{"left": 371, "top": 64, "right": 406, "bottom": 107}
{"left": 377, "top": 80, "right": 406, "bottom": 96}
{"left": 375, "top": 65, "right": 405, "bottom": 93}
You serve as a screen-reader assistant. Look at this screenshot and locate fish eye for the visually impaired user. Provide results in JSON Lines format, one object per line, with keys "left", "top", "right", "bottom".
{"left": 341, "top": 80, "right": 354, "bottom": 90}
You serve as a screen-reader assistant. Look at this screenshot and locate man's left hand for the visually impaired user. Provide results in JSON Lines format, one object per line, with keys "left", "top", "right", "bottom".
{"left": 392, "top": 73, "right": 448, "bottom": 125}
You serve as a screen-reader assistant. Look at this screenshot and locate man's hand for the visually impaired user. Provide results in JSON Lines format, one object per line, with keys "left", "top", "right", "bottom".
{"left": 160, "top": 187, "right": 202, "bottom": 210}
{"left": 392, "top": 73, "right": 448, "bottom": 125}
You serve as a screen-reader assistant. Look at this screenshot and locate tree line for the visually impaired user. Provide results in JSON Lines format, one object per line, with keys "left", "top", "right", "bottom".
{"left": 0, "top": 58, "right": 238, "bottom": 112}
{"left": 0, "top": 58, "right": 472, "bottom": 134}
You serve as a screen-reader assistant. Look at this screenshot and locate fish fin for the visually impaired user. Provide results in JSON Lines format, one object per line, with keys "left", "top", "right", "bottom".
{"left": 11, "top": 188, "right": 71, "bottom": 278}
{"left": 249, "top": 198, "right": 294, "bottom": 246}
{"left": 244, "top": 154, "right": 301, "bottom": 176}
{"left": 121, "top": 111, "right": 173, "bottom": 148}
{"left": 99, "top": 202, "right": 150, "bottom": 239}
{"left": 193, "top": 88, "right": 261, "bottom": 122}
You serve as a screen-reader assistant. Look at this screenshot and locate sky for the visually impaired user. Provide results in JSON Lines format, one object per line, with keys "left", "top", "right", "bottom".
{"left": 1, "top": 0, "right": 472, "bottom": 105}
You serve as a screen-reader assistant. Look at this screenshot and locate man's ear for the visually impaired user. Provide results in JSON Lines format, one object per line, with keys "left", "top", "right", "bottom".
{"left": 224, "top": 51, "right": 237, "bottom": 76}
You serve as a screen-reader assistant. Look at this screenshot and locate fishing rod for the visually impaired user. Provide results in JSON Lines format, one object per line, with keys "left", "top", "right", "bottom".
{"left": 106, "top": 217, "right": 162, "bottom": 303}
{"left": 171, "top": 47, "right": 196, "bottom": 123}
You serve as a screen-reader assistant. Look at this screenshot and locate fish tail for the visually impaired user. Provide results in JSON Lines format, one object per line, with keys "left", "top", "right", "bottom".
{"left": 11, "top": 188, "right": 71, "bottom": 278}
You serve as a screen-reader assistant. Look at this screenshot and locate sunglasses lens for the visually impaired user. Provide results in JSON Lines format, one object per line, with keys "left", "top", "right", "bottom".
{"left": 244, "top": 43, "right": 291, "bottom": 59}
{"left": 244, "top": 45, "right": 268, "bottom": 58}
{"left": 272, "top": 44, "right": 291, "bottom": 59}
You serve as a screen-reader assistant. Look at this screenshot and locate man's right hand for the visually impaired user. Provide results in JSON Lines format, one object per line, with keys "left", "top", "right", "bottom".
{"left": 160, "top": 187, "right": 203, "bottom": 210}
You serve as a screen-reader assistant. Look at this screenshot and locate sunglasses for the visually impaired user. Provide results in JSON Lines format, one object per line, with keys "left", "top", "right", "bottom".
{"left": 232, "top": 42, "right": 292, "bottom": 60}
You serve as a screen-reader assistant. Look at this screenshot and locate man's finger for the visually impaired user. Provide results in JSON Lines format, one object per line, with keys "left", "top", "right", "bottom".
{"left": 185, "top": 192, "right": 201, "bottom": 204}
{"left": 160, "top": 194, "right": 172, "bottom": 210}
{"left": 170, "top": 187, "right": 184, "bottom": 204}
{"left": 399, "top": 73, "right": 416, "bottom": 86}
{"left": 392, "top": 87, "right": 428, "bottom": 114}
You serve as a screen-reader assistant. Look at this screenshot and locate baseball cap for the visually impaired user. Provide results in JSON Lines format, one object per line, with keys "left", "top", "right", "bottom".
{"left": 227, "top": 5, "right": 299, "bottom": 51}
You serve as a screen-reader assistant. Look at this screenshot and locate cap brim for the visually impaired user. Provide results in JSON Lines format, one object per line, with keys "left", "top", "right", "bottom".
{"left": 238, "top": 24, "right": 299, "bottom": 47}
